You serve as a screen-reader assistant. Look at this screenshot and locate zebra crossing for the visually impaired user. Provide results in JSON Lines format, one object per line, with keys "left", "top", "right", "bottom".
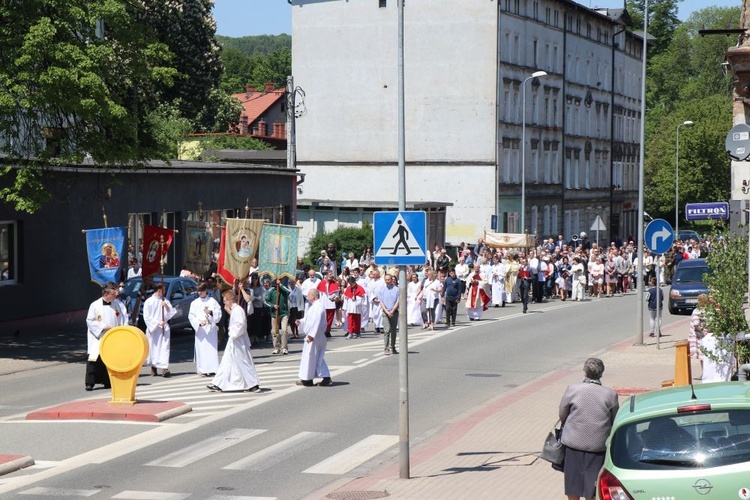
{"left": 16, "top": 429, "right": 399, "bottom": 499}
{"left": 133, "top": 327, "right": 447, "bottom": 420}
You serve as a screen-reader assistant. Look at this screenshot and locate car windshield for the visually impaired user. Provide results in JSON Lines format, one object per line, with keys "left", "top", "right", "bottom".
{"left": 611, "top": 410, "right": 750, "bottom": 470}
{"left": 674, "top": 267, "right": 708, "bottom": 283}
{"left": 122, "top": 279, "right": 142, "bottom": 297}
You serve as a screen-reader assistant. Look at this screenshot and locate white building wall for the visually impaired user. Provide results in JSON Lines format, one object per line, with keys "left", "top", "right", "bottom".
{"left": 292, "top": 0, "right": 498, "bottom": 250}
{"left": 293, "top": 0, "right": 497, "bottom": 163}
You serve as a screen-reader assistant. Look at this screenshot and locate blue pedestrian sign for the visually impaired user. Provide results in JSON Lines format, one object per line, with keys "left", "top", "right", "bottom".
{"left": 373, "top": 211, "right": 427, "bottom": 266}
{"left": 645, "top": 219, "right": 674, "bottom": 255}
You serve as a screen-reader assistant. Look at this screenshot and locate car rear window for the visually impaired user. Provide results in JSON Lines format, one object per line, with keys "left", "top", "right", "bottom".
{"left": 611, "top": 411, "right": 750, "bottom": 469}
{"left": 674, "top": 267, "right": 708, "bottom": 283}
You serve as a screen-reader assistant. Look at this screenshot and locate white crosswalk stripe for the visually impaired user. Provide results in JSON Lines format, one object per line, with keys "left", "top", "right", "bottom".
{"left": 19, "top": 487, "right": 100, "bottom": 497}
{"left": 223, "top": 431, "right": 335, "bottom": 471}
{"left": 145, "top": 428, "right": 265, "bottom": 468}
{"left": 111, "top": 492, "right": 190, "bottom": 500}
{"left": 303, "top": 434, "right": 399, "bottom": 475}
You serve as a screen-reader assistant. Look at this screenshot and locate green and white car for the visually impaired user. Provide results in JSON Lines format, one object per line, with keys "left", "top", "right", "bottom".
{"left": 598, "top": 382, "right": 750, "bottom": 500}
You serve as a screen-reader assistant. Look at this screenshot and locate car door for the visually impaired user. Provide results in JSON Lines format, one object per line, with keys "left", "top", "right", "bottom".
{"left": 168, "top": 281, "right": 188, "bottom": 328}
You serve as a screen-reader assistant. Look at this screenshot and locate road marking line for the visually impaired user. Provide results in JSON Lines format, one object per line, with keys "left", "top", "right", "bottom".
{"left": 19, "top": 487, "right": 100, "bottom": 496}
{"left": 145, "top": 428, "right": 265, "bottom": 468}
{"left": 223, "top": 431, "right": 335, "bottom": 471}
{"left": 28, "top": 460, "right": 60, "bottom": 469}
{"left": 205, "top": 496, "right": 276, "bottom": 500}
{"left": 303, "top": 434, "right": 398, "bottom": 475}
{"left": 111, "top": 492, "right": 190, "bottom": 500}
{"left": 352, "top": 358, "right": 369, "bottom": 364}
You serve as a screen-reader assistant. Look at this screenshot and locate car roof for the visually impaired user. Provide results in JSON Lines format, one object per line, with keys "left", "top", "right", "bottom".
{"left": 616, "top": 382, "right": 750, "bottom": 425}
{"left": 675, "top": 258, "right": 707, "bottom": 269}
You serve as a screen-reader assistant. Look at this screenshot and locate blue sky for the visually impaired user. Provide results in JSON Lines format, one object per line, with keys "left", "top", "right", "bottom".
{"left": 213, "top": 0, "right": 739, "bottom": 38}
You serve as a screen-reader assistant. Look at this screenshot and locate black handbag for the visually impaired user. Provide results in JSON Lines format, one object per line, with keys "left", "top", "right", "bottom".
{"left": 540, "top": 421, "right": 565, "bottom": 471}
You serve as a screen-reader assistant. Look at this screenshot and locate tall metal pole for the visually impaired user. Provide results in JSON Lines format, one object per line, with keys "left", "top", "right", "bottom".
{"left": 521, "top": 71, "right": 546, "bottom": 234}
{"left": 675, "top": 120, "right": 693, "bottom": 236}
{"left": 521, "top": 79, "right": 527, "bottom": 234}
{"left": 635, "top": 0, "right": 649, "bottom": 346}
{"left": 397, "top": 0, "right": 410, "bottom": 480}
{"left": 675, "top": 124, "right": 680, "bottom": 236}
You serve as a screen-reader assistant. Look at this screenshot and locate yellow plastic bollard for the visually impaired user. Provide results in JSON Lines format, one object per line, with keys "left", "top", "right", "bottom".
{"left": 99, "top": 325, "right": 149, "bottom": 405}
{"left": 673, "top": 340, "right": 692, "bottom": 387}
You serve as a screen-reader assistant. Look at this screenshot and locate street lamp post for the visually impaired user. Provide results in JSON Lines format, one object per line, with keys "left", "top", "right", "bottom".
{"left": 675, "top": 120, "right": 694, "bottom": 236}
{"left": 521, "top": 70, "right": 547, "bottom": 234}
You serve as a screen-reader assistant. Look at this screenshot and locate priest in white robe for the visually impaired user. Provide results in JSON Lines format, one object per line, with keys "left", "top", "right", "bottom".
{"left": 465, "top": 268, "right": 490, "bottom": 320}
{"left": 490, "top": 257, "right": 508, "bottom": 307}
{"left": 300, "top": 269, "right": 321, "bottom": 314}
{"left": 208, "top": 290, "right": 260, "bottom": 392}
{"left": 143, "top": 283, "right": 177, "bottom": 377}
{"left": 367, "top": 270, "right": 385, "bottom": 333}
{"left": 85, "top": 282, "right": 128, "bottom": 391}
{"left": 188, "top": 282, "right": 222, "bottom": 376}
{"left": 296, "top": 289, "right": 331, "bottom": 387}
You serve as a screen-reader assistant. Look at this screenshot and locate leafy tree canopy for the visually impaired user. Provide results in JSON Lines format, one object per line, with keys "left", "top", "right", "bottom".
{"left": 217, "top": 35, "right": 292, "bottom": 93}
{"left": 304, "top": 223, "right": 374, "bottom": 270}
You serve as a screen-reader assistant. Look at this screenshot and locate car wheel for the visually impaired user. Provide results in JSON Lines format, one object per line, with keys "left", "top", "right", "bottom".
{"left": 668, "top": 304, "right": 677, "bottom": 315}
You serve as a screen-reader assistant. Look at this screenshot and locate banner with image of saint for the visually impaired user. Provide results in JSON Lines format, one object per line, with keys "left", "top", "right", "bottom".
{"left": 223, "top": 218, "right": 264, "bottom": 280}
{"left": 141, "top": 225, "right": 174, "bottom": 278}
{"left": 257, "top": 223, "right": 299, "bottom": 280}
{"left": 85, "top": 226, "right": 127, "bottom": 286}
{"left": 183, "top": 220, "right": 212, "bottom": 276}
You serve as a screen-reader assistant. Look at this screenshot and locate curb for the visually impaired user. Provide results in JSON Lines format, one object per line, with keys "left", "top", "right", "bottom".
{"left": 0, "top": 455, "right": 34, "bottom": 476}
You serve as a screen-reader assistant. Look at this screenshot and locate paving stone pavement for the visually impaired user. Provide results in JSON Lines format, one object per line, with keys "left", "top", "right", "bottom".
{"left": 312, "top": 317, "right": 696, "bottom": 500}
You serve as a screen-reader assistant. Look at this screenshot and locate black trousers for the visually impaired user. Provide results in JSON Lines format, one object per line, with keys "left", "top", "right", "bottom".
{"left": 85, "top": 356, "right": 110, "bottom": 388}
{"left": 519, "top": 279, "right": 530, "bottom": 311}
{"left": 445, "top": 298, "right": 459, "bottom": 325}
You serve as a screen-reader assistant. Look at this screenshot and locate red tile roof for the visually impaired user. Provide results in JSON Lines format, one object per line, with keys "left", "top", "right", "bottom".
{"left": 232, "top": 86, "right": 285, "bottom": 126}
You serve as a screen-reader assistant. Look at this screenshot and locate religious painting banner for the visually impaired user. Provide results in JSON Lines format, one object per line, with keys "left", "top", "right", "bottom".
{"left": 141, "top": 225, "right": 174, "bottom": 278}
{"left": 485, "top": 231, "right": 535, "bottom": 249}
{"left": 257, "top": 223, "right": 299, "bottom": 280}
{"left": 183, "top": 220, "right": 212, "bottom": 276}
{"left": 217, "top": 227, "right": 235, "bottom": 284}
{"left": 223, "top": 218, "right": 264, "bottom": 280}
{"left": 85, "top": 226, "right": 126, "bottom": 286}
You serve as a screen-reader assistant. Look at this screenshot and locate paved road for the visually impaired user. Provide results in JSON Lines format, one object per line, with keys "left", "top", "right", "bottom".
{"left": 0, "top": 294, "right": 681, "bottom": 499}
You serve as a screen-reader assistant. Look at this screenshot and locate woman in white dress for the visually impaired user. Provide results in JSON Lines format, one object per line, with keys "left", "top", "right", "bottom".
{"left": 208, "top": 290, "right": 260, "bottom": 392}
{"left": 406, "top": 273, "right": 423, "bottom": 326}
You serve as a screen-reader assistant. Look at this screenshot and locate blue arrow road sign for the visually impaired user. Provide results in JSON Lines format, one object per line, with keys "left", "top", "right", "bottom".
{"left": 373, "top": 211, "right": 427, "bottom": 266}
{"left": 645, "top": 219, "right": 674, "bottom": 254}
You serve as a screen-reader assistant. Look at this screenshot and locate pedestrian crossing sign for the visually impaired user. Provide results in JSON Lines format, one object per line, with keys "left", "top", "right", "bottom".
{"left": 373, "top": 211, "right": 427, "bottom": 266}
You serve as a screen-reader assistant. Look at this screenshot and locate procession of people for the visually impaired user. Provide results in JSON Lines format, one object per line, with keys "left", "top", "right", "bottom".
{"left": 85, "top": 232, "right": 709, "bottom": 393}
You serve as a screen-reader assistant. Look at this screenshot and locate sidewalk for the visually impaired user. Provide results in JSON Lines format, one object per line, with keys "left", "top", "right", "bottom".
{"left": 312, "top": 317, "right": 696, "bottom": 500}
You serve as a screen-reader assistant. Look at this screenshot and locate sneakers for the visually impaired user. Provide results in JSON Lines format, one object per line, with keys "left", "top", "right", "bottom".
{"left": 282, "top": 348, "right": 288, "bottom": 355}
{"left": 391, "top": 349, "right": 399, "bottom": 355}
{"left": 317, "top": 377, "right": 333, "bottom": 386}
{"left": 296, "top": 380, "right": 313, "bottom": 387}
{"left": 151, "top": 366, "right": 158, "bottom": 377}
{"left": 272, "top": 348, "right": 281, "bottom": 355}
{"left": 244, "top": 385, "right": 261, "bottom": 392}
{"left": 345, "top": 334, "right": 353, "bottom": 340}
{"left": 162, "top": 370, "right": 171, "bottom": 378}
{"left": 207, "top": 384, "right": 222, "bottom": 392}
{"left": 384, "top": 348, "right": 391, "bottom": 355}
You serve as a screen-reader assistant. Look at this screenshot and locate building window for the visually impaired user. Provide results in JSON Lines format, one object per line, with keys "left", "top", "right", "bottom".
{"left": 543, "top": 205, "right": 550, "bottom": 236}
{"left": 0, "top": 221, "right": 17, "bottom": 284}
{"left": 379, "top": 0, "right": 386, "bottom": 7}
{"left": 532, "top": 148, "right": 539, "bottom": 183}
{"left": 552, "top": 205, "right": 559, "bottom": 235}
{"left": 531, "top": 205, "right": 539, "bottom": 236}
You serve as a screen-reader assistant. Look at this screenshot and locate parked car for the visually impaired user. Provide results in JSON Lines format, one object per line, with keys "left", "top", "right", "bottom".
{"left": 677, "top": 229, "right": 702, "bottom": 244}
{"left": 598, "top": 382, "right": 750, "bottom": 500}
{"left": 120, "top": 276, "right": 199, "bottom": 331}
{"left": 668, "top": 258, "right": 709, "bottom": 315}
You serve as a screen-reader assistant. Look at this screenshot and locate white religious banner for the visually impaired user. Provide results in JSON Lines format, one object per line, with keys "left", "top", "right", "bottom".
{"left": 222, "top": 219, "right": 264, "bottom": 280}
{"left": 484, "top": 231, "right": 535, "bottom": 249}
{"left": 183, "top": 220, "right": 212, "bottom": 276}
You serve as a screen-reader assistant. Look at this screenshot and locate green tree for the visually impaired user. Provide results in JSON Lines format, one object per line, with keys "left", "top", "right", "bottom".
{"left": 626, "top": 0, "right": 680, "bottom": 54}
{"left": 216, "top": 34, "right": 291, "bottom": 56}
{"left": 305, "top": 223, "right": 374, "bottom": 269}
{"left": 138, "top": 0, "right": 222, "bottom": 126}
{"left": 0, "top": 0, "right": 179, "bottom": 213}
{"left": 220, "top": 46, "right": 254, "bottom": 93}
{"left": 249, "top": 48, "right": 291, "bottom": 90}
{"left": 704, "top": 226, "right": 749, "bottom": 364}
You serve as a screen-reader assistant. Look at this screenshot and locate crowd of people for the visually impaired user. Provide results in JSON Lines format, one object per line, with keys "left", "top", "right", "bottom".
{"left": 87, "top": 231, "right": 710, "bottom": 393}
